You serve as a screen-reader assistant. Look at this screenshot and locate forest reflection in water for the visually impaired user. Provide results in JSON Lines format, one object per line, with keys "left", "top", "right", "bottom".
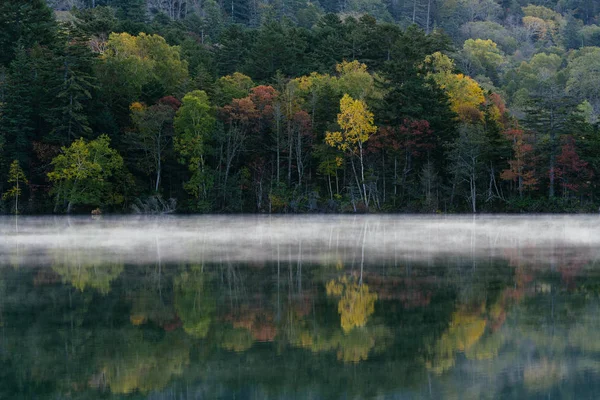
{"left": 1, "top": 216, "right": 600, "bottom": 399}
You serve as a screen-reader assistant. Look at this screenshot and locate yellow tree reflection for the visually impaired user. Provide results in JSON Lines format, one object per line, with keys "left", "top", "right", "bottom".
{"left": 101, "top": 330, "right": 190, "bottom": 394}
{"left": 426, "top": 305, "right": 488, "bottom": 374}
{"left": 326, "top": 276, "right": 377, "bottom": 332}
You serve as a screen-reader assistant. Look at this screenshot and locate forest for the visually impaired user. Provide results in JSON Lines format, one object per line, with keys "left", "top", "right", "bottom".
{"left": 1, "top": 0, "right": 600, "bottom": 213}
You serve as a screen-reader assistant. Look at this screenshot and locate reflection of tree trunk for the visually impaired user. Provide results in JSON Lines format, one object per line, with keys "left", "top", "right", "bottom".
{"left": 277, "top": 245, "right": 281, "bottom": 322}
{"left": 297, "top": 241, "right": 302, "bottom": 293}
{"left": 360, "top": 222, "right": 367, "bottom": 285}
{"left": 156, "top": 237, "right": 162, "bottom": 300}
{"left": 382, "top": 153, "right": 386, "bottom": 205}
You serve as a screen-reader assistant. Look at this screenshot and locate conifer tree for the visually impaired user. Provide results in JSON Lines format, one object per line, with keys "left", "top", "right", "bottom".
{"left": 48, "top": 24, "right": 97, "bottom": 145}
{"left": 0, "top": 0, "right": 57, "bottom": 67}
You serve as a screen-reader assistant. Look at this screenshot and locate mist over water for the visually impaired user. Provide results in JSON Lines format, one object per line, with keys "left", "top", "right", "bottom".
{"left": 1, "top": 215, "right": 599, "bottom": 266}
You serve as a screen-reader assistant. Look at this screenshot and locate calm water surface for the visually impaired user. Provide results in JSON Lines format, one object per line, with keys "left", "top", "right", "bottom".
{"left": 1, "top": 215, "right": 600, "bottom": 399}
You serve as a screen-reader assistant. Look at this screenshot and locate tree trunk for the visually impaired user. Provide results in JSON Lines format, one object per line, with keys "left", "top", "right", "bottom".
{"left": 470, "top": 165, "right": 477, "bottom": 213}
{"left": 359, "top": 144, "right": 368, "bottom": 208}
{"left": 15, "top": 176, "right": 19, "bottom": 214}
{"left": 349, "top": 157, "right": 363, "bottom": 209}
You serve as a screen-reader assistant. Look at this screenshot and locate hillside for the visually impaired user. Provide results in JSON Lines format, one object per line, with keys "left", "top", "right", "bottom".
{"left": 0, "top": 0, "right": 599, "bottom": 213}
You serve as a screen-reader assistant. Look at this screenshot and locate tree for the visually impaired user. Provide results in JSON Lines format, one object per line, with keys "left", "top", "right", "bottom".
{"left": 47, "top": 135, "right": 124, "bottom": 213}
{"left": 556, "top": 136, "right": 593, "bottom": 198}
{"left": 214, "top": 72, "right": 254, "bottom": 106}
{"left": 48, "top": 24, "right": 97, "bottom": 145}
{"left": 566, "top": 47, "right": 600, "bottom": 120}
{"left": 129, "top": 98, "right": 180, "bottom": 193}
{"left": 174, "top": 90, "right": 216, "bottom": 209}
{"left": 116, "top": 0, "right": 147, "bottom": 22}
{"left": 218, "top": 96, "right": 258, "bottom": 208}
{"left": 460, "top": 39, "right": 504, "bottom": 81}
{"left": 515, "top": 52, "right": 570, "bottom": 199}
{"left": 449, "top": 125, "right": 487, "bottom": 212}
{"left": 0, "top": 0, "right": 57, "bottom": 67}
{"left": 0, "top": 48, "right": 37, "bottom": 167}
{"left": 325, "top": 94, "right": 377, "bottom": 208}
{"left": 96, "top": 32, "right": 188, "bottom": 124}
{"left": 2, "top": 160, "right": 28, "bottom": 214}
{"left": 244, "top": 20, "right": 308, "bottom": 81}
{"left": 501, "top": 128, "right": 537, "bottom": 198}
{"left": 335, "top": 60, "right": 381, "bottom": 101}
{"left": 424, "top": 52, "right": 486, "bottom": 123}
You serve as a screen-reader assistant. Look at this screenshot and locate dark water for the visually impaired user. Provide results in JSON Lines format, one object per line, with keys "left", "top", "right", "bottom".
{"left": 2, "top": 216, "right": 600, "bottom": 399}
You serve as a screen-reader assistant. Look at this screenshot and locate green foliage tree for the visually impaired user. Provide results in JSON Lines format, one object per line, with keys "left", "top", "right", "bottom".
{"left": 566, "top": 47, "right": 600, "bottom": 120}
{"left": 174, "top": 90, "right": 216, "bottom": 209}
{"left": 96, "top": 32, "right": 188, "bottom": 124}
{"left": 129, "top": 99, "right": 179, "bottom": 193}
{"left": 47, "top": 134, "right": 125, "bottom": 213}
{"left": 460, "top": 38, "right": 504, "bottom": 81}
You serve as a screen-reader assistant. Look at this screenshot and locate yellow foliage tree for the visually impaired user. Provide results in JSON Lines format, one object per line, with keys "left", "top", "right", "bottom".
{"left": 325, "top": 94, "right": 377, "bottom": 207}
{"left": 424, "top": 52, "right": 485, "bottom": 123}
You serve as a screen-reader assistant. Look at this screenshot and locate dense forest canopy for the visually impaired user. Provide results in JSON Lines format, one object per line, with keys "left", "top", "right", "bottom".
{"left": 1, "top": 0, "right": 600, "bottom": 213}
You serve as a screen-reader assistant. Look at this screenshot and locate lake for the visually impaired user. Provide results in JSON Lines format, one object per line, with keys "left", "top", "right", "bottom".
{"left": 1, "top": 215, "right": 600, "bottom": 399}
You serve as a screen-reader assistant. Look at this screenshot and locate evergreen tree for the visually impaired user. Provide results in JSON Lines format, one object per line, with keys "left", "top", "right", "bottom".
{"left": 0, "top": 48, "right": 37, "bottom": 167}
{"left": 0, "top": 0, "right": 57, "bottom": 67}
{"left": 117, "top": 0, "right": 148, "bottom": 23}
{"left": 524, "top": 94, "right": 583, "bottom": 199}
{"left": 48, "top": 24, "right": 98, "bottom": 145}
{"left": 216, "top": 25, "right": 253, "bottom": 76}
{"left": 562, "top": 13, "right": 583, "bottom": 49}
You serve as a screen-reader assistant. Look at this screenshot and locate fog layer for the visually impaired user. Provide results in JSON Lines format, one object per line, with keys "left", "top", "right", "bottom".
{"left": 0, "top": 215, "right": 598, "bottom": 266}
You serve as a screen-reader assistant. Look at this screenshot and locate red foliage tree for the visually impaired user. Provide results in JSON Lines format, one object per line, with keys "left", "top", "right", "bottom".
{"left": 556, "top": 135, "right": 593, "bottom": 197}
{"left": 501, "top": 128, "right": 537, "bottom": 197}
